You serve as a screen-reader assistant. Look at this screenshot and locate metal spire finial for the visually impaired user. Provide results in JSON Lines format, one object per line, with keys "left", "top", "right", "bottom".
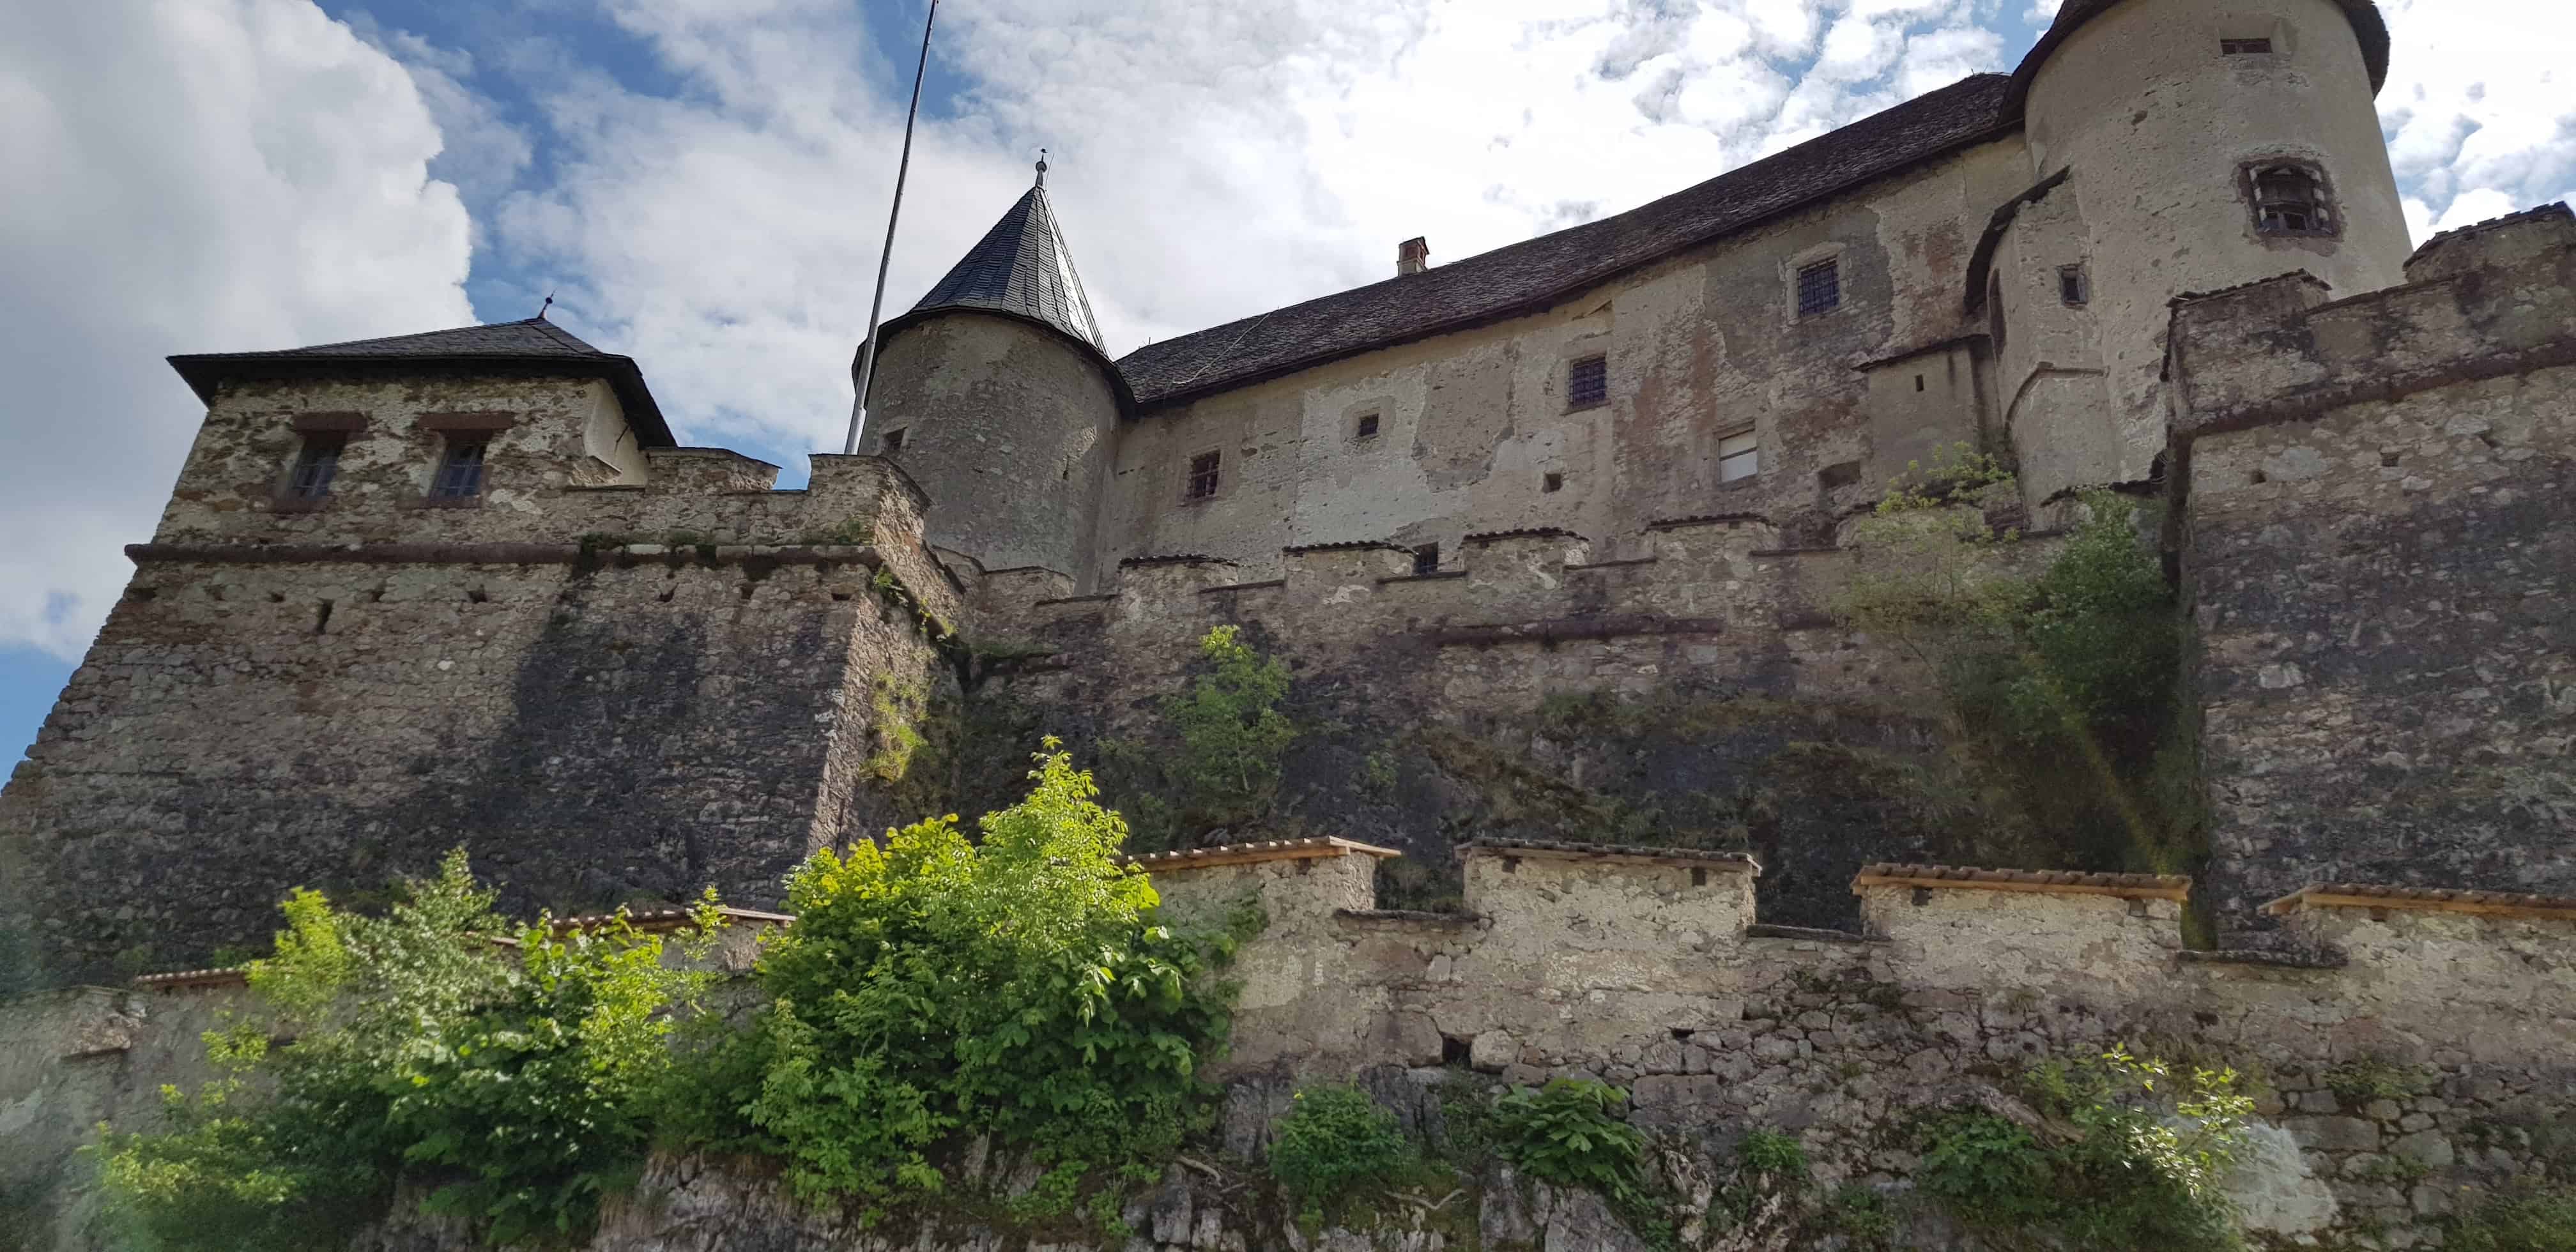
{"left": 537, "top": 292, "right": 555, "bottom": 320}
{"left": 1036, "top": 148, "right": 1048, "bottom": 188}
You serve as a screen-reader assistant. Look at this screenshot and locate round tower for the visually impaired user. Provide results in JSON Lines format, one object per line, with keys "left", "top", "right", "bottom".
{"left": 855, "top": 160, "right": 1131, "bottom": 586}
{"left": 1998, "top": 0, "right": 2408, "bottom": 499}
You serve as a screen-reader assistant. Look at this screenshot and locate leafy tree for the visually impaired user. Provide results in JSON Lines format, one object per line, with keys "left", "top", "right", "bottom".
{"left": 685, "top": 743, "right": 1239, "bottom": 1221}
{"left": 1103, "top": 625, "right": 1300, "bottom": 849}
{"left": 93, "top": 851, "right": 721, "bottom": 1248}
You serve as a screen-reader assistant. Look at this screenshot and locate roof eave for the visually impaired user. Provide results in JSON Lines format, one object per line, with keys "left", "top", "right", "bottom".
{"left": 1126, "top": 110, "right": 2027, "bottom": 414}
{"left": 165, "top": 353, "right": 678, "bottom": 448}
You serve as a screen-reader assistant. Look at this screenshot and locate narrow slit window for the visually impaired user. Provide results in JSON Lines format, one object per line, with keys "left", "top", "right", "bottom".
{"left": 2249, "top": 163, "right": 2335, "bottom": 236}
{"left": 1355, "top": 411, "right": 1379, "bottom": 439}
{"left": 2220, "top": 37, "right": 2273, "bottom": 55}
{"left": 286, "top": 434, "right": 345, "bottom": 499}
{"left": 1567, "top": 355, "right": 1608, "bottom": 410}
{"left": 2059, "top": 264, "right": 2090, "bottom": 306}
{"left": 1717, "top": 429, "right": 1759, "bottom": 484}
{"left": 1796, "top": 258, "right": 1841, "bottom": 317}
{"left": 1184, "top": 450, "right": 1222, "bottom": 500}
{"left": 431, "top": 438, "right": 487, "bottom": 499}
{"left": 880, "top": 427, "right": 906, "bottom": 453}
{"left": 1413, "top": 544, "right": 1440, "bottom": 575}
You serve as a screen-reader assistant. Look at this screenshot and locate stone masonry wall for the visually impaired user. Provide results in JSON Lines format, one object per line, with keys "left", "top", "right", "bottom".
{"left": 2170, "top": 205, "right": 2576, "bottom": 934}
{"left": 0, "top": 406, "right": 960, "bottom": 983}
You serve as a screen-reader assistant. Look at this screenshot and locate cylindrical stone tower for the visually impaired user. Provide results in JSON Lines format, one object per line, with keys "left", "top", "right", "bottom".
{"left": 854, "top": 162, "right": 1131, "bottom": 586}
{"left": 2001, "top": 0, "right": 2409, "bottom": 499}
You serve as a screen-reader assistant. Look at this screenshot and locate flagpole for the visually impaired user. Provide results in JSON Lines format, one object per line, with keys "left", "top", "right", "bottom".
{"left": 844, "top": 0, "right": 939, "bottom": 455}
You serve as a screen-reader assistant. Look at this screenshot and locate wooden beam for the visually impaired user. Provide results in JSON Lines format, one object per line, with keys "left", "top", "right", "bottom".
{"left": 1853, "top": 873, "right": 2188, "bottom": 903}
{"left": 2269, "top": 890, "right": 2576, "bottom": 922}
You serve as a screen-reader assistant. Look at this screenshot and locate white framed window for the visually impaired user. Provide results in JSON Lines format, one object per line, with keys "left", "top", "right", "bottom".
{"left": 1718, "top": 429, "right": 1759, "bottom": 484}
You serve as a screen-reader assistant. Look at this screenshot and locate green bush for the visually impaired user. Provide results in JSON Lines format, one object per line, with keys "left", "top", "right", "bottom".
{"left": 1491, "top": 1080, "right": 1648, "bottom": 1202}
{"left": 1268, "top": 1084, "right": 1414, "bottom": 1202}
{"left": 1104, "top": 627, "right": 1299, "bottom": 848}
{"left": 1736, "top": 1127, "right": 1809, "bottom": 1180}
{"left": 2449, "top": 1184, "right": 2576, "bottom": 1251}
{"left": 94, "top": 851, "right": 719, "bottom": 1248}
{"left": 681, "top": 744, "right": 1239, "bottom": 1220}
{"left": 1917, "top": 1046, "right": 2253, "bottom": 1251}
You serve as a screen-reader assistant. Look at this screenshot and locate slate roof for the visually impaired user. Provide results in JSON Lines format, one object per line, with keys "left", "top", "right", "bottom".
{"left": 903, "top": 181, "right": 1105, "bottom": 351}
{"left": 168, "top": 318, "right": 677, "bottom": 447}
{"left": 2009, "top": 0, "right": 2390, "bottom": 112}
{"left": 1114, "top": 73, "right": 2019, "bottom": 411}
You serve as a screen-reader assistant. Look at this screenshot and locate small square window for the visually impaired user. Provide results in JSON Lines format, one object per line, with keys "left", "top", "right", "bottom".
{"left": 1355, "top": 411, "right": 1379, "bottom": 440}
{"left": 2059, "top": 264, "right": 2090, "bottom": 306}
{"left": 1184, "top": 450, "right": 1222, "bottom": 501}
{"left": 432, "top": 438, "right": 487, "bottom": 499}
{"left": 286, "top": 434, "right": 344, "bottom": 499}
{"left": 1412, "top": 543, "right": 1440, "bottom": 575}
{"left": 1717, "top": 430, "right": 1759, "bottom": 484}
{"left": 880, "top": 427, "right": 907, "bottom": 453}
{"left": 1544, "top": 472, "right": 1563, "bottom": 493}
{"left": 1796, "top": 259, "right": 1841, "bottom": 317}
{"left": 1567, "top": 355, "right": 1608, "bottom": 410}
{"left": 2220, "top": 38, "right": 2273, "bottom": 55}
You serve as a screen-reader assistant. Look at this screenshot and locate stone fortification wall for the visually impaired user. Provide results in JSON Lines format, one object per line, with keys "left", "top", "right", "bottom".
{"left": 2169, "top": 204, "right": 2576, "bottom": 934}
{"left": 0, "top": 447, "right": 958, "bottom": 984}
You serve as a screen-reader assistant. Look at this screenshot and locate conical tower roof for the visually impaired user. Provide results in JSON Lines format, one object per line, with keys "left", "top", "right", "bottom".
{"left": 907, "top": 166, "right": 1105, "bottom": 351}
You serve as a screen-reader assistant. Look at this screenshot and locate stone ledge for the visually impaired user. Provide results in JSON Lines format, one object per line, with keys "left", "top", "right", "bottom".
{"left": 1129, "top": 836, "right": 1402, "bottom": 873}
{"left": 126, "top": 542, "right": 887, "bottom": 569}
{"left": 1336, "top": 908, "right": 1482, "bottom": 928}
{"left": 1854, "top": 863, "right": 2190, "bottom": 902}
{"left": 2264, "top": 883, "right": 2576, "bottom": 922}
{"left": 1745, "top": 923, "right": 1877, "bottom": 944}
{"left": 1420, "top": 616, "right": 1726, "bottom": 647}
{"left": 2178, "top": 947, "right": 2348, "bottom": 970}
{"left": 1459, "top": 839, "right": 1761, "bottom": 873}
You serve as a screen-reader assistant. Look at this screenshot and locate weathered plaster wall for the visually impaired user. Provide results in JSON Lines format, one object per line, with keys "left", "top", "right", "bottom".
{"left": 2020, "top": 0, "right": 2412, "bottom": 501}
{"left": 868, "top": 313, "right": 1124, "bottom": 584}
{"left": 1096, "top": 137, "right": 2033, "bottom": 575}
{"left": 2170, "top": 208, "right": 2576, "bottom": 933}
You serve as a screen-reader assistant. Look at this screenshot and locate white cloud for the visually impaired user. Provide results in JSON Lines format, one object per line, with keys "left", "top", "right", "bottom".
{"left": 0, "top": 0, "right": 473, "bottom": 659}
{"left": 2377, "top": 0, "right": 2576, "bottom": 233}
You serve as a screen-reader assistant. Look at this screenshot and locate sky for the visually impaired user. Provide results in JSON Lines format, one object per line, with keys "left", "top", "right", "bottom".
{"left": 2, "top": 0, "right": 2571, "bottom": 766}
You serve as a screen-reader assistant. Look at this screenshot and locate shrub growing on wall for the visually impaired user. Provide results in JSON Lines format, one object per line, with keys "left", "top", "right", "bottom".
{"left": 93, "top": 852, "right": 722, "bottom": 1248}
{"left": 680, "top": 743, "right": 1241, "bottom": 1225}
{"left": 1104, "top": 624, "right": 1300, "bottom": 850}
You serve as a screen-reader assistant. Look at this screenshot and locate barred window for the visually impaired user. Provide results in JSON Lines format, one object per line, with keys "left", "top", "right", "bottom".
{"left": 1796, "top": 259, "right": 1841, "bottom": 317}
{"left": 432, "top": 438, "right": 487, "bottom": 499}
{"left": 1355, "top": 411, "right": 1379, "bottom": 439}
{"left": 1413, "top": 543, "right": 1440, "bottom": 575}
{"left": 2249, "top": 163, "right": 2335, "bottom": 236}
{"left": 286, "top": 434, "right": 344, "bottom": 499}
{"left": 2220, "top": 37, "right": 2273, "bottom": 55}
{"left": 1184, "top": 450, "right": 1221, "bottom": 500}
{"left": 1567, "top": 355, "right": 1608, "bottom": 410}
{"left": 1717, "top": 429, "right": 1760, "bottom": 484}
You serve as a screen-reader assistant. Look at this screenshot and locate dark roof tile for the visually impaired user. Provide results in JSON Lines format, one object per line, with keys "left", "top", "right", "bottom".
{"left": 1116, "top": 74, "right": 2018, "bottom": 409}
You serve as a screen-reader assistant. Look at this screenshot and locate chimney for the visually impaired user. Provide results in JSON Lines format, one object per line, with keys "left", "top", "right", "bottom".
{"left": 1397, "top": 236, "right": 1430, "bottom": 276}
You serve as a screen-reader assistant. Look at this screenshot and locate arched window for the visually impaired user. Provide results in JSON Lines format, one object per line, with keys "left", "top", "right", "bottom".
{"left": 2248, "top": 163, "right": 2335, "bottom": 236}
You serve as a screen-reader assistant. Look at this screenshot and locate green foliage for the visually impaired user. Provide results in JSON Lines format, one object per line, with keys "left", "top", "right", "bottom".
{"left": 93, "top": 851, "right": 721, "bottom": 1248}
{"left": 1103, "top": 626, "right": 1300, "bottom": 850}
{"left": 1736, "top": 1127, "right": 1809, "bottom": 1180}
{"left": 1916, "top": 1046, "right": 2254, "bottom": 1251}
{"left": 1490, "top": 1080, "right": 1648, "bottom": 1203}
{"left": 2324, "top": 1056, "right": 2437, "bottom": 1102}
{"left": 2448, "top": 1183, "right": 2576, "bottom": 1252}
{"left": 676, "top": 744, "right": 1236, "bottom": 1223}
{"left": 1360, "top": 751, "right": 1399, "bottom": 799}
{"left": 866, "top": 675, "right": 934, "bottom": 782}
{"left": 1821, "top": 1182, "right": 1897, "bottom": 1245}
{"left": 1268, "top": 1084, "right": 1414, "bottom": 1205}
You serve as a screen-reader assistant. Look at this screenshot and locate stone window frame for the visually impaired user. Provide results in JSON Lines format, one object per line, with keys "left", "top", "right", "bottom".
{"left": 1181, "top": 447, "right": 1223, "bottom": 503}
{"left": 271, "top": 412, "right": 367, "bottom": 513}
{"left": 2241, "top": 157, "right": 2342, "bottom": 240}
{"left": 412, "top": 413, "right": 513, "bottom": 508}
{"left": 2058, "top": 263, "right": 2090, "bottom": 307}
{"left": 1784, "top": 241, "right": 1850, "bottom": 323}
{"left": 1353, "top": 409, "right": 1381, "bottom": 441}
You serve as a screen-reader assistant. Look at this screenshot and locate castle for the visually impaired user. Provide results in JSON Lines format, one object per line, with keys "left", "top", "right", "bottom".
{"left": 3, "top": 1, "right": 2575, "bottom": 1246}
{"left": 1, "top": 0, "right": 2568, "bottom": 982}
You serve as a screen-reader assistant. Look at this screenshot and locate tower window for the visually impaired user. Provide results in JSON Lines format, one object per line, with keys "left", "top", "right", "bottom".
{"left": 1567, "top": 355, "right": 1608, "bottom": 410}
{"left": 1184, "top": 450, "right": 1222, "bottom": 500}
{"left": 1717, "top": 429, "right": 1759, "bottom": 484}
{"left": 1355, "top": 411, "right": 1379, "bottom": 440}
{"left": 2059, "top": 264, "right": 2090, "bottom": 306}
{"left": 2246, "top": 162, "right": 2336, "bottom": 236}
{"left": 1796, "top": 259, "right": 1841, "bottom": 317}
{"left": 2220, "top": 38, "right": 2273, "bottom": 55}
{"left": 880, "top": 427, "right": 906, "bottom": 453}
{"left": 286, "top": 434, "right": 345, "bottom": 499}
{"left": 431, "top": 438, "right": 487, "bottom": 499}
{"left": 1412, "top": 543, "right": 1440, "bottom": 575}
{"left": 1544, "top": 472, "right": 1564, "bottom": 493}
